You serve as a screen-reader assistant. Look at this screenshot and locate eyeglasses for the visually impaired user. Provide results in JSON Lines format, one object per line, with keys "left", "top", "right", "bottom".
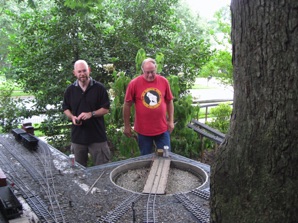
{"left": 143, "top": 70, "right": 156, "bottom": 75}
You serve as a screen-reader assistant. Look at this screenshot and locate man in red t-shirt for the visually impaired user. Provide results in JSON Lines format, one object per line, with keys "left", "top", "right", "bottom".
{"left": 123, "top": 58, "right": 174, "bottom": 155}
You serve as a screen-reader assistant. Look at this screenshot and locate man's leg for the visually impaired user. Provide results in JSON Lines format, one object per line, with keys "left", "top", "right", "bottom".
{"left": 71, "top": 143, "right": 89, "bottom": 167}
{"left": 154, "top": 131, "right": 171, "bottom": 151}
{"left": 137, "top": 134, "right": 154, "bottom": 155}
{"left": 89, "top": 142, "right": 110, "bottom": 165}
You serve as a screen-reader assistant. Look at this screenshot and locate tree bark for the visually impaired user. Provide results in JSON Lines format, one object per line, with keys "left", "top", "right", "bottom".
{"left": 211, "top": 1, "right": 298, "bottom": 222}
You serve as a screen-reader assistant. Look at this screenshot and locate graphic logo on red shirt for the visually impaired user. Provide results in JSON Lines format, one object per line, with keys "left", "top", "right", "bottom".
{"left": 141, "top": 88, "right": 161, "bottom": 109}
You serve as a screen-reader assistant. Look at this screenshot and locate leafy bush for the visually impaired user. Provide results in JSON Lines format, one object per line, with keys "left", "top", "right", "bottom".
{"left": 207, "top": 103, "right": 232, "bottom": 133}
{"left": 171, "top": 127, "right": 201, "bottom": 158}
{"left": 0, "top": 81, "right": 27, "bottom": 132}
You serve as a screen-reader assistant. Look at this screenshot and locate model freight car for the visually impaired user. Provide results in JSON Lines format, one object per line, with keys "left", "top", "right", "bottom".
{"left": 11, "top": 128, "right": 39, "bottom": 150}
{"left": 0, "top": 169, "right": 23, "bottom": 220}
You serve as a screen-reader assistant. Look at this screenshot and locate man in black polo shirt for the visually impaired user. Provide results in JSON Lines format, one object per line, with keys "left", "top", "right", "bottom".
{"left": 62, "top": 60, "right": 110, "bottom": 166}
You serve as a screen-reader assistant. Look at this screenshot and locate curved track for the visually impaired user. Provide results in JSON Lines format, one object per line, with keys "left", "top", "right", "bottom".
{"left": 1, "top": 134, "right": 210, "bottom": 223}
{"left": 0, "top": 135, "right": 67, "bottom": 223}
{"left": 99, "top": 156, "right": 210, "bottom": 223}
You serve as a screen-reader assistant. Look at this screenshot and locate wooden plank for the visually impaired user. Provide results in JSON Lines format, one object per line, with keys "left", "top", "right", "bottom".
{"left": 187, "top": 123, "right": 224, "bottom": 144}
{"left": 143, "top": 158, "right": 171, "bottom": 194}
{"left": 191, "top": 119, "right": 226, "bottom": 139}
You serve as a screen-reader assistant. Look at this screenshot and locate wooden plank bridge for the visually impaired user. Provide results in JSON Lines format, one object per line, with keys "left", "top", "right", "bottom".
{"left": 143, "top": 158, "right": 171, "bottom": 195}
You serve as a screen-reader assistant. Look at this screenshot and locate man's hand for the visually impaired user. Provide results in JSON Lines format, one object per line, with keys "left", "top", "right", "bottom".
{"left": 71, "top": 116, "right": 82, "bottom": 126}
{"left": 167, "top": 121, "right": 174, "bottom": 133}
{"left": 123, "top": 126, "right": 132, "bottom": 138}
{"left": 77, "top": 112, "right": 92, "bottom": 121}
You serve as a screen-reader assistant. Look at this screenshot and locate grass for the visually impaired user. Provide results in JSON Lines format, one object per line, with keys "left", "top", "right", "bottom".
{"left": 0, "top": 80, "right": 32, "bottom": 97}
{"left": 11, "top": 90, "right": 31, "bottom": 97}
{"left": 191, "top": 83, "right": 217, "bottom": 90}
{"left": 10, "top": 85, "right": 32, "bottom": 97}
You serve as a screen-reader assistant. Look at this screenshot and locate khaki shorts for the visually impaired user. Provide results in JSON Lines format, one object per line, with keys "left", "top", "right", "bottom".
{"left": 71, "top": 142, "right": 110, "bottom": 167}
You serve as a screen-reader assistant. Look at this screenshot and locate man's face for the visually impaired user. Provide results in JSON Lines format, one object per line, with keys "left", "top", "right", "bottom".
{"left": 73, "top": 62, "right": 90, "bottom": 84}
{"left": 142, "top": 62, "right": 157, "bottom": 82}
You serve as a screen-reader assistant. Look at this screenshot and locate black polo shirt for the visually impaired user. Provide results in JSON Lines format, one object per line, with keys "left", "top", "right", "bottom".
{"left": 62, "top": 78, "right": 110, "bottom": 144}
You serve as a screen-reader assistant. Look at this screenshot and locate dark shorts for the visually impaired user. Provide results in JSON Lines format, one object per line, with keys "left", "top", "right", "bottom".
{"left": 137, "top": 131, "right": 171, "bottom": 155}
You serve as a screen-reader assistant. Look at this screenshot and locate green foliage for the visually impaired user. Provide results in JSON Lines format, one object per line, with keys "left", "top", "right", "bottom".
{"left": 172, "top": 95, "right": 202, "bottom": 158}
{"left": 200, "top": 5, "right": 233, "bottom": 87}
{"left": 39, "top": 113, "right": 71, "bottom": 149}
{"left": 212, "top": 6, "right": 231, "bottom": 47}
{"left": 171, "top": 127, "right": 201, "bottom": 158}
{"left": 7, "top": 0, "right": 211, "bottom": 109}
{"left": 155, "top": 52, "right": 165, "bottom": 74}
{"left": 0, "top": 0, "right": 30, "bottom": 79}
{"left": 17, "top": 0, "right": 36, "bottom": 8}
{"left": 135, "top": 48, "right": 146, "bottom": 75}
{"left": 207, "top": 103, "right": 232, "bottom": 133}
{"left": 174, "top": 94, "right": 200, "bottom": 129}
{"left": 3, "top": 0, "right": 214, "bottom": 161}
{"left": 8, "top": 1, "right": 109, "bottom": 109}
{"left": 200, "top": 50, "right": 233, "bottom": 86}
{"left": 167, "top": 75, "right": 180, "bottom": 98}
{"left": 64, "top": 0, "right": 103, "bottom": 9}
{"left": 117, "top": 134, "right": 140, "bottom": 159}
{"left": 108, "top": 71, "right": 131, "bottom": 127}
{"left": 0, "top": 81, "right": 27, "bottom": 132}
{"left": 106, "top": 123, "right": 140, "bottom": 161}
{"left": 102, "top": 0, "right": 211, "bottom": 94}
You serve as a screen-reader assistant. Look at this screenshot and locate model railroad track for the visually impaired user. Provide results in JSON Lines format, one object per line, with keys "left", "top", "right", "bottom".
{"left": 174, "top": 193, "right": 210, "bottom": 223}
{"left": 0, "top": 136, "right": 67, "bottom": 223}
{"left": 191, "top": 188, "right": 210, "bottom": 200}
{"left": 95, "top": 154, "right": 210, "bottom": 223}
{"left": 142, "top": 157, "right": 169, "bottom": 223}
{"left": 0, "top": 147, "right": 58, "bottom": 222}
{"left": 99, "top": 193, "right": 141, "bottom": 223}
{"left": 35, "top": 140, "right": 67, "bottom": 223}
{"left": 100, "top": 157, "right": 171, "bottom": 223}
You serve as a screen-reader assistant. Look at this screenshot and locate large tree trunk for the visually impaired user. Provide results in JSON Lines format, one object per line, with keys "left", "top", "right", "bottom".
{"left": 211, "top": 1, "right": 298, "bottom": 222}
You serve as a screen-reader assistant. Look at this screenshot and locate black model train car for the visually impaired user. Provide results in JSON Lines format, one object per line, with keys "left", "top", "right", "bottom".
{"left": 0, "top": 186, "right": 23, "bottom": 220}
{"left": 11, "top": 128, "right": 39, "bottom": 150}
{"left": 0, "top": 169, "right": 23, "bottom": 220}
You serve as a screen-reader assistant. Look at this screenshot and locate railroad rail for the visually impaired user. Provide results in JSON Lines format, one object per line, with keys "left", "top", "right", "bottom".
{"left": 1, "top": 133, "right": 211, "bottom": 223}
{"left": 100, "top": 155, "right": 210, "bottom": 222}
{"left": 0, "top": 135, "right": 67, "bottom": 223}
{"left": 143, "top": 157, "right": 169, "bottom": 223}
{"left": 191, "top": 188, "right": 210, "bottom": 200}
{"left": 174, "top": 193, "right": 210, "bottom": 223}
{"left": 100, "top": 157, "right": 170, "bottom": 223}
{"left": 0, "top": 145, "right": 56, "bottom": 222}
{"left": 99, "top": 194, "right": 141, "bottom": 223}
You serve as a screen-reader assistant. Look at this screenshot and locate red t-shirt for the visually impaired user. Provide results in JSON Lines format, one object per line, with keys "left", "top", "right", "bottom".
{"left": 125, "top": 75, "right": 174, "bottom": 136}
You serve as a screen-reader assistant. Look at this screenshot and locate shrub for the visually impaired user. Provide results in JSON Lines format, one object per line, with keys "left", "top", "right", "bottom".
{"left": 207, "top": 103, "right": 232, "bottom": 133}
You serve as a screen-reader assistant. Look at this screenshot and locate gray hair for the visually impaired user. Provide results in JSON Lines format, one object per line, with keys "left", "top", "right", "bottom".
{"left": 141, "top": 58, "right": 157, "bottom": 70}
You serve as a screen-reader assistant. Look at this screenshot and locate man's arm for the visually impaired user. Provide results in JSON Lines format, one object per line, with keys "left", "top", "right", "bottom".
{"left": 77, "top": 108, "right": 109, "bottom": 121}
{"left": 92, "top": 108, "right": 109, "bottom": 117}
{"left": 123, "top": 101, "right": 133, "bottom": 137}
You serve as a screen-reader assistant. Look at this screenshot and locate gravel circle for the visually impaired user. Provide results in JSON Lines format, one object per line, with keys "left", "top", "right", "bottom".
{"left": 115, "top": 167, "right": 204, "bottom": 194}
